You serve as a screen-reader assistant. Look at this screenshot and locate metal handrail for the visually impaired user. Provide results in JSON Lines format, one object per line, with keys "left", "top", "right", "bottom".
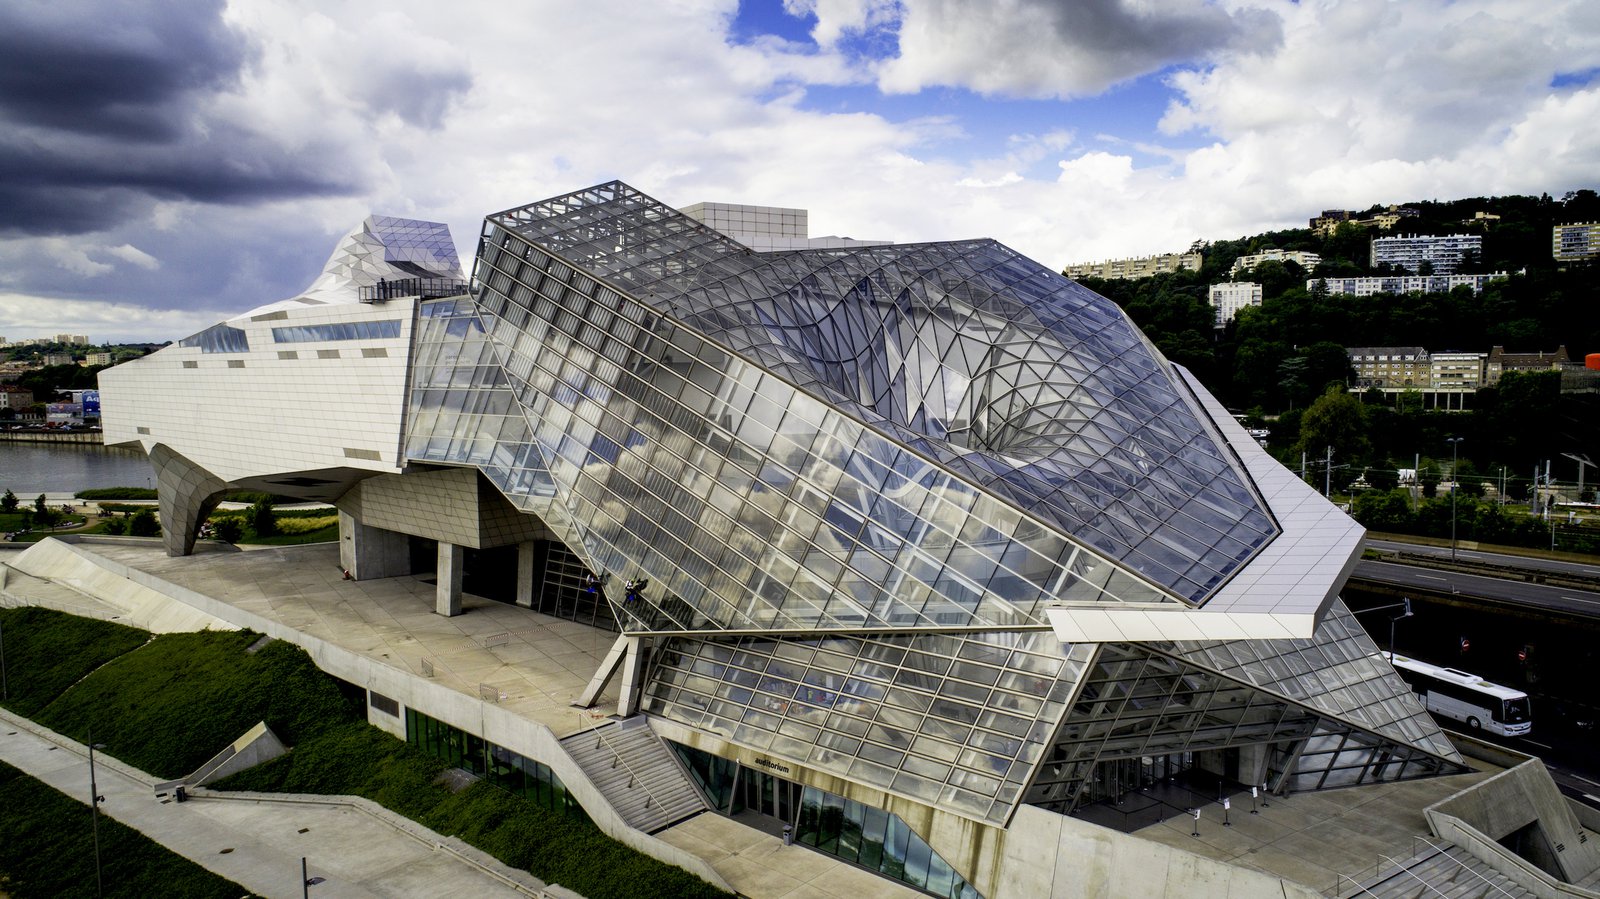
{"left": 1412, "top": 836, "right": 1519, "bottom": 898}
{"left": 579, "top": 716, "right": 674, "bottom": 818}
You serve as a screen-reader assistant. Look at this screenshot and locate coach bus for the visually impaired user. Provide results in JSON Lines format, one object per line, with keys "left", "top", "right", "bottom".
{"left": 1390, "top": 654, "right": 1531, "bottom": 737}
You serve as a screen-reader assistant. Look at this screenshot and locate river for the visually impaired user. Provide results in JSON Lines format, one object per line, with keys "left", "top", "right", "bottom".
{"left": 0, "top": 441, "right": 155, "bottom": 495}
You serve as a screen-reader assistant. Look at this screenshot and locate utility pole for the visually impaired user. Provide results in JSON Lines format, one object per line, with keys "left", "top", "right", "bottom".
{"left": 1301, "top": 450, "right": 1307, "bottom": 484}
{"left": 1447, "top": 437, "right": 1464, "bottom": 561}
{"left": 1325, "top": 446, "right": 1333, "bottom": 498}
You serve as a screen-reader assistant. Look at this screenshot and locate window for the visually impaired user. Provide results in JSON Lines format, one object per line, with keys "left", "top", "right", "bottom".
{"left": 272, "top": 320, "right": 403, "bottom": 343}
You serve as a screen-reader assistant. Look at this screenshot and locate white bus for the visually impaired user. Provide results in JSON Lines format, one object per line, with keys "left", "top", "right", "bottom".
{"left": 1390, "top": 654, "right": 1531, "bottom": 737}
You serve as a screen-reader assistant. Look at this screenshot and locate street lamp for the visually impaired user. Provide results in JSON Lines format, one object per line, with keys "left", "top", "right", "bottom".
{"left": 87, "top": 728, "right": 107, "bottom": 899}
{"left": 1447, "top": 437, "right": 1464, "bottom": 561}
{"left": 1354, "top": 599, "right": 1414, "bottom": 663}
{"left": 302, "top": 857, "right": 326, "bottom": 898}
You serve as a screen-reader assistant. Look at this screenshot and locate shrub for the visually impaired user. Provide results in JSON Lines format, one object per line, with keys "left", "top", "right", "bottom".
{"left": 101, "top": 517, "right": 128, "bottom": 536}
{"left": 128, "top": 508, "right": 160, "bottom": 537}
{"left": 75, "top": 487, "right": 157, "bottom": 500}
{"left": 248, "top": 499, "right": 277, "bottom": 537}
{"left": 274, "top": 515, "right": 338, "bottom": 535}
{"left": 213, "top": 517, "right": 244, "bottom": 542}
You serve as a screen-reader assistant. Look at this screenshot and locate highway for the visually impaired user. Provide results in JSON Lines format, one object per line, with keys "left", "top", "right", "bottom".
{"left": 1365, "top": 538, "right": 1600, "bottom": 579}
{"left": 1351, "top": 559, "right": 1600, "bottom": 618}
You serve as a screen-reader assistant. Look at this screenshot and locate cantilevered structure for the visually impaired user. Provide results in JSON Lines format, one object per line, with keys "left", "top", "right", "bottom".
{"left": 100, "top": 182, "right": 1476, "bottom": 898}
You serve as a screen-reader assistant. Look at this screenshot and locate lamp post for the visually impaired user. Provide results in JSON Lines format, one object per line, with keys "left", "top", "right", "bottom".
{"left": 302, "top": 857, "right": 326, "bottom": 897}
{"left": 87, "top": 728, "right": 106, "bottom": 898}
{"left": 1356, "top": 599, "right": 1414, "bottom": 663}
{"left": 1447, "top": 437, "right": 1464, "bottom": 561}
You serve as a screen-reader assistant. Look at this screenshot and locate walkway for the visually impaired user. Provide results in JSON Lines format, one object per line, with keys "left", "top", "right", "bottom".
{"left": 0, "top": 708, "right": 550, "bottom": 898}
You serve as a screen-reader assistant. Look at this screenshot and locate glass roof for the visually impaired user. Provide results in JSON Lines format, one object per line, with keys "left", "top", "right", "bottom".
{"left": 486, "top": 182, "right": 1276, "bottom": 604}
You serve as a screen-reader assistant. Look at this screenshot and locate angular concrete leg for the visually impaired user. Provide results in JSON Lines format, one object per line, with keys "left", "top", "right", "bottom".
{"left": 575, "top": 634, "right": 631, "bottom": 709}
{"left": 436, "top": 541, "right": 463, "bottom": 616}
{"left": 515, "top": 540, "right": 537, "bottom": 609}
{"left": 148, "top": 444, "right": 229, "bottom": 557}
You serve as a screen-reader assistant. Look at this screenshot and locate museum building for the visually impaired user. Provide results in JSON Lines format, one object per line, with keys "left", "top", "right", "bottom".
{"left": 98, "top": 182, "right": 1478, "bottom": 898}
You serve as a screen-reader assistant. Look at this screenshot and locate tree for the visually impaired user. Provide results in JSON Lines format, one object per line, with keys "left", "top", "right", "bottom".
{"left": 1299, "top": 384, "right": 1370, "bottom": 462}
{"left": 1, "top": 489, "right": 16, "bottom": 513}
{"left": 33, "top": 494, "right": 47, "bottom": 515}
{"left": 128, "top": 508, "right": 160, "bottom": 537}
{"left": 249, "top": 499, "right": 277, "bottom": 537}
{"left": 1352, "top": 489, "right": 1414, "bottom": 532}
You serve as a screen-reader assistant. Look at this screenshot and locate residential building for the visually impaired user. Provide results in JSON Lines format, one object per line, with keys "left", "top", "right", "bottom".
{"left": 100, "top": 181, "right": 1592, "bottom": 899}
{"left": 1553, "top": 221, "right": 1600, "bottom": 262}
{"left": 1485, "top": 345, "right": 1573, "bottom": 386}
{"left": 85, "top": 352, "right": 113, "bottom": 366}
{"left": 1208, "top": 281, "right": 1262, "bottom": 328}
{"left": 1310, "top": 205, "right": 1418, "bottom": 235}
{"left": 1062, "top": 251, "right": 1202, "bottom": 281}
{"left": 1310, "top": 272, "right": 1507, "bottom": 297}
{"left": 1229, "top": 249, "right": 1321, "bottom": 276}
{"left": 1370, "top": 234, "right": 1482, "bottom": 274}
{"left": 1347, "top": 347, "right": 1429, "bottom": 388}
{"left": 43, "top": 353, "right": 73, "bottom": 367}
{"left": 54, "top": 333, "right": 89, "bottom": 345}
{"left": 0, "top": 384, "right": 33, "bottom": 410}
{"left": 1429, "top": 351, "right": 1486, "bottom": 391}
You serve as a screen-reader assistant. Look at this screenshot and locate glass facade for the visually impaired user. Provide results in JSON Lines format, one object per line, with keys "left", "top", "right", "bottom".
{"left": 405, "top": 707, "right": 587, "bottom": 820}
{"left": 178, "top": 322, "right": 248, "bottom": 354}
{"left": 670, "top": 742, "right": 981, "bottom": 899}
{"left": 387, "top": 180, "right": 1468, "bottom": 884}
{"left": 645, "top": 631, "right": 1090, "bottom": 824}
{"left": 272, "top": 320, "right": 403, "bottom": 343}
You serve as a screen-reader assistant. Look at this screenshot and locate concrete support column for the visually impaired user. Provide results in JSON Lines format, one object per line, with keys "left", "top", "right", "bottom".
{"left": 339, "top": 511, "right": 411, "bottom": 580}
{"left": 515, "top": 540, "right": 537, "bottom": 609}
{"left": 436, "top": 542, "right": 463, "bottom": 617}
{"left": 148, "top": 444, "right": 229, "bottom": 557}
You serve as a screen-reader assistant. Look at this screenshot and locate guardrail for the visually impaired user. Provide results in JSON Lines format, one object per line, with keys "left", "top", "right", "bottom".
{"left": 578, "top": 715, "right": 673, "bottom": 818}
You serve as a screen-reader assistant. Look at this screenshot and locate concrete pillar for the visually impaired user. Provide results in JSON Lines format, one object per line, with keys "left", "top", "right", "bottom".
{"left": 515, "top": 540, "right": 537, "bottom": 609}
{"left": 436, "top": 542, "right": 463, "bottom": 617}
{"left": 339, "top": 511, "right": 410, "bottom": 580}
{"left": 148, "top": 444, "right": 229, "bottom": 557}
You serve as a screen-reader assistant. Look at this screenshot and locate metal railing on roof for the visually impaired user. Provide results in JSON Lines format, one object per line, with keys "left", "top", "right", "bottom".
{"left": 358, "top": 277, "right": 470, "bottom": 302}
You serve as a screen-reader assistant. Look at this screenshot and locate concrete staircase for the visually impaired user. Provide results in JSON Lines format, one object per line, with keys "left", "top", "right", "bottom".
{"left": 560, "top": 717, "right": 707, "bottom": 834}
{"left": 1351, "top": 842, "right": 1537, "bottom": 899}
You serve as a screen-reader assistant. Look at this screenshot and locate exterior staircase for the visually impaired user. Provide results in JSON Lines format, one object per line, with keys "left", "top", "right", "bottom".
{"left": 1347, "top": 841, "right": 1537, "bottom": 899}
{"left": 560, "top": 716, "right": 707, "bottom": 834}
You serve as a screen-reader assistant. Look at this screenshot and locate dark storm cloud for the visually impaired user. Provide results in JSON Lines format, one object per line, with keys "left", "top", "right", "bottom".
{"left": 0, "top": 0, "right": 247, "bottom": 141}
{"left": 0, "top": 0, "right": 363, "bottom": 236}
{"left": 1039, "top": 0, "right": 1278, "bottom": 65}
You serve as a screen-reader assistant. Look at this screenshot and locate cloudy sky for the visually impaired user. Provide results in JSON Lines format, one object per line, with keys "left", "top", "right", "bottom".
{"left": 2, "top": 0, "right": 1598, "bottom": 343}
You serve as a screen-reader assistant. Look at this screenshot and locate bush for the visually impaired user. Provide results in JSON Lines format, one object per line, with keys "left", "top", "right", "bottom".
{"left": 213, "top": 517, "right": 244, "bottom": 542}
{"left": 248, "top": 499, "right": 277, "bottom": 537}
{"left": 127, "top": 508, "right": 159, "bottom": 537}
{"left": 101, "top": 517, "right": 128, "bottom": 536}
{"left": 274, "top": 515, "right": 338, "bottom": 535}
{"left": 75, "top": 487, "right": 157, "bottom": 500}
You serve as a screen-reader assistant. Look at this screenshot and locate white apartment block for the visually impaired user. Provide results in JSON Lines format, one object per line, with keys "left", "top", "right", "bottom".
{"left": 1209, "top": 281, "right": 1262, "bottom": 328}
{"left": 1310, "top": 272, "right": 1508, "bottom": 297}
{"left": 1370, "top": 234, "right": 1482, "bottom": 274}
{"left": 85, "top": 352, "right": 113, "bottom": 366}
{"left": 1062, "top": 251, "right": 1202, "bottom": 281}
{"left": 1553, "top": 222, "right": 1600, "bottom": 262}
{"left": 1230, "top": 249, "right": 1321, "bottom": 276}
{"left": 1429, "top": 351, "right": 1486, "bottom": 391}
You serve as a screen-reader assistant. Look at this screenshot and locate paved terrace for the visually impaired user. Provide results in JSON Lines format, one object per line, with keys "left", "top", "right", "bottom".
{"left": 64, "top": 541, "right": 624, "bottom": 738}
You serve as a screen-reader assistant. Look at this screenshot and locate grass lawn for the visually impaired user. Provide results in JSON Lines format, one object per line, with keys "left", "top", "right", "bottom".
{"left": 0, "top": 761, "right": 256, "bottom": 899}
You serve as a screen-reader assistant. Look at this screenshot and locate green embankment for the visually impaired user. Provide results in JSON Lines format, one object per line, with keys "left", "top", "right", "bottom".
{"left": 0, "top": 607, "right": 731, "bottom": 899}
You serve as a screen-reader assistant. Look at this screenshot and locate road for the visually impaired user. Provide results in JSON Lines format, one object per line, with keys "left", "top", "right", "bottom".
{"left": 1350, "top": 559, "right": 1600, "bottom": 618}
{"left": 1365, "top": 538, "right": 1600, "bottom": 579}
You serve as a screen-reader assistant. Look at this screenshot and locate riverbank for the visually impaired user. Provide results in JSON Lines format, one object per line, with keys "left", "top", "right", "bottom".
{"left": 0, "top": 429, "right": 103, "bottom": 444}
